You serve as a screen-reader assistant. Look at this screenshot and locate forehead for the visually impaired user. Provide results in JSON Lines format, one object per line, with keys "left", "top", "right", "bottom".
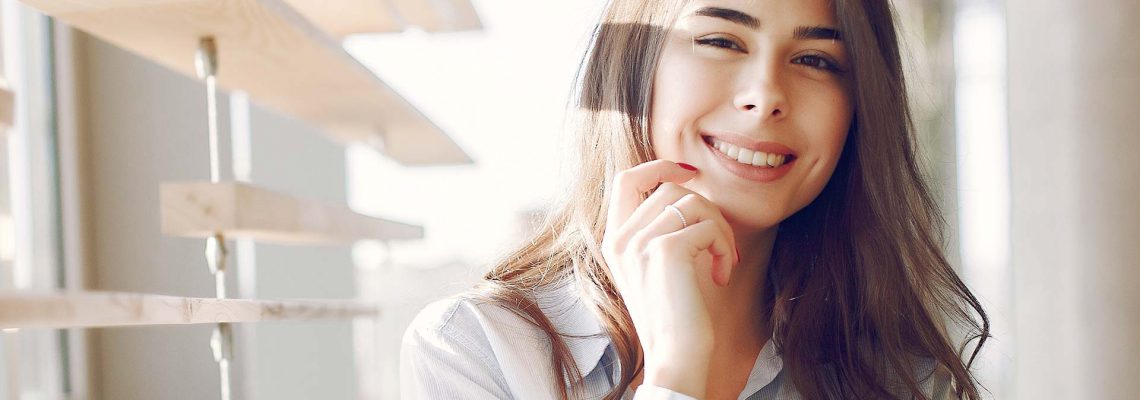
{"left": 678, "top": 0, "right": 838, "bottom": 27}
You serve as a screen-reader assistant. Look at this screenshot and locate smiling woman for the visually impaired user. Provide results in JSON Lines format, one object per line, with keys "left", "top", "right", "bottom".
{"left": 400, "top": 0, "right": 989, "bottom": 399}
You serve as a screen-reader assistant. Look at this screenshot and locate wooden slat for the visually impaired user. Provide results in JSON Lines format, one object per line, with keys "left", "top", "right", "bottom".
{"left": 19, "top": 0, "right": 473, "bottom": 166}
{"left": 389, "top": 0, "right": 483, "bottom": 32}
{"left": 280, "top": 0, "right": 403, "bottom": 38}
{"left": 0, "top": 291, "right": 379, "bottom": 329}
{"left": 0, "top": 87, "right": 12, "bottom": 129}
{"left": 160, "top": 181, "right": 423, "bottom": 244}
{"left": 279, "top": 0, "right": 482, "bottom": 38}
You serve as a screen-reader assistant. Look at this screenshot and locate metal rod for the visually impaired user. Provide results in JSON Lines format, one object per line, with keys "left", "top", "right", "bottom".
{"left": 206, "top": 233, "right": 231, "bottom": 400}
{"left": 205, "top": 233, "right": 229, "bottom": 299}
{"left": 205, "top": 233, "right": 231, "bottom": 400}
{"left": 211, "top": 322, "right": 233, "bottom": 400}
{"left": 198, "top": 37, "right": 232, "bottom": 400}
{"left": 195, "top": 37, "right": 221, "bottom": 183}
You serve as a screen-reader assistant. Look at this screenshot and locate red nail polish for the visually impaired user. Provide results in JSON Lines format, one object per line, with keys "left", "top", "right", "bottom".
{"left": 678, "top": 162, "right": 698, "bottom": 171}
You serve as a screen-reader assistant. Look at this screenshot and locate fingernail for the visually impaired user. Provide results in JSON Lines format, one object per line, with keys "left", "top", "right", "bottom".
{"left": 735, "top": 248, "right": 741, "bottom": 262}
{"left": 677, "top": 162, "right": 698, "bottom": 172}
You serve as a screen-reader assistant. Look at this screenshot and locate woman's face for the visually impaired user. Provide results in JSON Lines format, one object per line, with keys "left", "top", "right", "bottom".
{"left": 650, "top": 0, "right": 853, "bottom": 238}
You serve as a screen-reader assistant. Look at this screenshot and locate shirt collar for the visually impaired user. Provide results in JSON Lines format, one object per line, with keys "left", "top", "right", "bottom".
{"left": 534, "top": 277, "right": 612, "bottom": 380}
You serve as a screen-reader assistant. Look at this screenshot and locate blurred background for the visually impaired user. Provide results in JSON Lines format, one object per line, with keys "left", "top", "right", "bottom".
{"left": 0, "top": 0, "right": 1136, "bottom": 399}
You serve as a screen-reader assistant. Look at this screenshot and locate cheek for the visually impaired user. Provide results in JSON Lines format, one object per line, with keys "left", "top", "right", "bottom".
{"left": 652, "top": 51, "right": 729, "bottom": 125}
{"left": 791, "top": 84, "right": 853, "bottom": 203}
{"left": 650, "top": 56, "right": 707, "bottom": 154}
{"left": 797, "top": 85, "right": 852, "bottom": 160}
{"left": 651, "top": 56, "right": 736, "bottom": 160}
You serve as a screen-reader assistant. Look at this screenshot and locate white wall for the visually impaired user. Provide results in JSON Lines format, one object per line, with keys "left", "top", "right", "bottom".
{"left": 78, "top": 30, "right": 236, "bottom": 400}
{"left": 246, "top": 95, "right": 357, "bottom": 400}
{"left": 1006, "top": 0, "right": 1140, "bottom": 398}
{"left": 76, "top": 30, "right": 359, "bottom": 400}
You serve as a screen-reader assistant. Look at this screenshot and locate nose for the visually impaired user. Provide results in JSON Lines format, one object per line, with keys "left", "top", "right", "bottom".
{"left": 733, "top": 67, "right": 789, "bottom": 122}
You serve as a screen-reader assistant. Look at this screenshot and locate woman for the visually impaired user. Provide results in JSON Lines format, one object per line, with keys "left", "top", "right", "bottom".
{"left": 401, "top": 0, "right": 989, "bottom": 399}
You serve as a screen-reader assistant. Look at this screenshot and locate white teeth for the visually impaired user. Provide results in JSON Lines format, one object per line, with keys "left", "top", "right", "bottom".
{"left": 737, "top": 148, "right": 754, "bottom": 163}
{"left": 709, "top": 138, "right": 789, "bottom": 168}
{"left": 725, "top": 145, "right": 739, "bottom": 159}
{"left": 751, "top": 151, "right": 766, "bottom": 165}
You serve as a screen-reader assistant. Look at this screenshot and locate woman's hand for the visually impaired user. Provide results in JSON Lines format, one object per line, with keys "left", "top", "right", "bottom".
{"left": 601, "top": 159, "right": 741, "bottom": 398}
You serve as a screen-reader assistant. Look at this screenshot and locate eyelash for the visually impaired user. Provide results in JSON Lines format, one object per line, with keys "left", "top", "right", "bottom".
{"left": 694, "top": 37, "right": 845, "bottom": 74}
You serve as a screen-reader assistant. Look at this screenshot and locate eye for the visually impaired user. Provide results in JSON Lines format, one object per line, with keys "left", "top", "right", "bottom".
{"left": 794, "top": 54, "right": 845, "bottom": 73}
{"left": 694, "top": 36, "right": 745, "bottom": 52}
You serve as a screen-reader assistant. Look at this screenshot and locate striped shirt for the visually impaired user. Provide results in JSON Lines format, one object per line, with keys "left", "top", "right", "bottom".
{"left": 400, "top": 278, "right": 954, "bottom": 399}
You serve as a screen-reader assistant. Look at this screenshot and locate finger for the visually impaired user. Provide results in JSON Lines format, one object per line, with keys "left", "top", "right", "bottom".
{"left": 615, "top": 182, "right": 689, "bottom": 246}
{"left": 624, "top": 191, "right": 738, "bottom": 257}
{"left": 635, "top": 200, "right": 738, "bottom": 287}
{"left": 628, "top": 192, "right": 739, "bottom": 269}
{"left": 667, "top": 194, "right": 739, "bottom": 268}
{"left": 651, "top": 219, "right": 736, "bottom": 287}
{"left": 606, "top": 160, "right": 698, "bottom": 237}
{"left": 605, "top": 186, "right": 689, "bottom": 300}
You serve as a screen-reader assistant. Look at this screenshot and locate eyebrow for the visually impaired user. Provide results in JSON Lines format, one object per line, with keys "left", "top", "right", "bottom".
{"left": 793, "top": 26, "right": 843, "bottom": 41}
{"left": 693, "top": 7, "right": 760, "bottom": 30}
{"left": 691, "top": 6, "right": 843, "bottom": 42}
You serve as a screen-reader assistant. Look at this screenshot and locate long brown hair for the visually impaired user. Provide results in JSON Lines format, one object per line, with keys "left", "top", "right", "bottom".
{"left": 475, "top": 0, "right": 990, "bottom": 399}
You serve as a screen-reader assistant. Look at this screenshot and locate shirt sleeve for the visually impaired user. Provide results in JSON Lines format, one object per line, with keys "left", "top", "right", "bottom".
{"left": 633, "top": 384, "right": 700, "bottom": 400}
{"left": 922, "top": 361, "right": 957, "bottom": 400}
{"left": 399, "top": 308, "right": 513, "bottom": 400}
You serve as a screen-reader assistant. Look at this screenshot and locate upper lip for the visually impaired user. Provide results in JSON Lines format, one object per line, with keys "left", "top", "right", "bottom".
{"left": 701, "top": 131, "right": 797, "bottom": 157}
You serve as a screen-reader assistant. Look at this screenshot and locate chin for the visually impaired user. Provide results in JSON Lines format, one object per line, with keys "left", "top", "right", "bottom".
{"left": 719, "top": 202, "right": 786, "bottom": 235}
{"left": 729, "top": 214, "right": 783, "bottom": 234}
{"left": 685, "top": 184, "right": 784, "bottom": 231}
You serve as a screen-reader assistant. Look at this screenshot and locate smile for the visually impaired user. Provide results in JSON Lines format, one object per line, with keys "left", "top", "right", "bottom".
{"left": 702, "top": 135, "right": 797, "bottom": 183}
{"left": 707, "top": 137, "right": 794, "bottom": 168}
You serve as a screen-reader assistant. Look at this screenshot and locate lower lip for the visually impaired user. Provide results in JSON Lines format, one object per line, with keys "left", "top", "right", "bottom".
{"left": 703, "top": 138, "right": 796, "bottom": 183}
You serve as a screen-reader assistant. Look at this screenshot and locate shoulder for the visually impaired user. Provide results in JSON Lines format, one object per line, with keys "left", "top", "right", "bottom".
{"left": 403, "top": 293, "right": 532, "bottom": 365}
{"left": 917, "top": 358, "right": 957, "bottom": 399}
{"left": 403, "top": 291, "right": 548, "bottom": 350}
{"left": 402, "top": 294, "right": 473, "bottom": 341}
{"left": 402, "top": 294, "right": 474, "bottom": 350}
{"left": 890, "top": 356, "right": 957, "bottom": 400}
{"left": 399, "top": 293, "right": 534, "bottom": 399}
{"left": 400, "top": 291, "right": 567, "bottom": 398}
{"left": 403, "top": 279, "right": 605, "bottom": 350}
{"left": 812, "top": 354, "right": 959, "bottom": 399}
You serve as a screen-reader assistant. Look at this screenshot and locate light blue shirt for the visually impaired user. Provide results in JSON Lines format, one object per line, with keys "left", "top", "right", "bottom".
{"left": 400, "top": 278, "right": 954, "bottom": 399}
